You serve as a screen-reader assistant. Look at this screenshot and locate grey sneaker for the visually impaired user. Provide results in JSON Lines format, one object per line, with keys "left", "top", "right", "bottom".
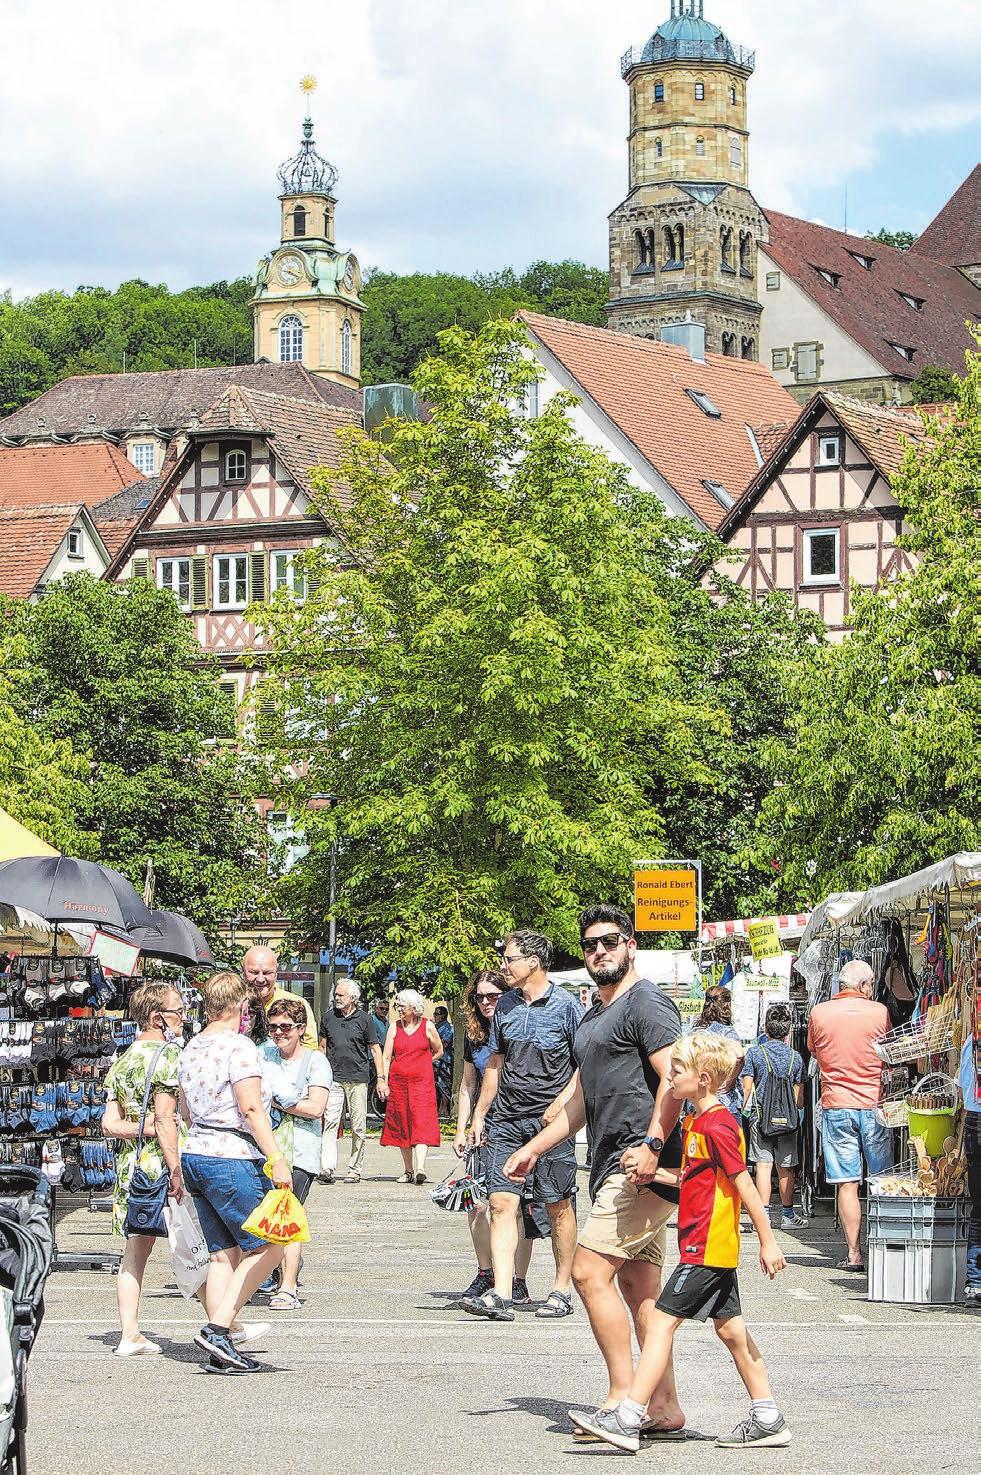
{"left": 780, "top": 1211, "right": 809, "bottom": 1229}
{"left": 568, "top": 1407, "right": 640, "bottom": 1453}
{"left": 716, "top": 1412, "right": 791, "bottom": 1448}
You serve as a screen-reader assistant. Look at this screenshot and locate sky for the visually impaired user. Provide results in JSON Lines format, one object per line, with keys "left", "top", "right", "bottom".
{"left": 2, "top": 0, "right": 979, "bottom": 299}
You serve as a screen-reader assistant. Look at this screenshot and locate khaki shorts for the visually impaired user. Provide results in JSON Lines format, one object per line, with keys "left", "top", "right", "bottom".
{"left": 577, "top": 1172, "right": 674, "bottom": 1266}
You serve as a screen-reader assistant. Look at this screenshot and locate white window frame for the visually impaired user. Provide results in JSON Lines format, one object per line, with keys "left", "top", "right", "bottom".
{"left": 341, "top": 318, "right": 352, "bottom": 376}
{"left": 694, "top": 82, "right": 705, "bottom": 100}
{"left": 695, "top": 136, "right": 705, "bottom": 156}
{"left": 802, "top": 527, "right": 840, "bottom": 586}
{"left": 130, "top": 441, "right": 156, "bottom": 475}
{"left": 817, "top": 433, "right": 841, "bottom": 467}
{"left": 157, "top": 556, "right": 192, "bottom": 610}
{"left": 66, "top": 527, "right": 84, "bottom": 560}
{"left": 213, "top": 553, "right": 249, "bottom": 610}
{"left": 224, "top": 448, "right": 247, "bottom": 483}
{"left": 270, "top": 549, "right": 306, "bottom": 600}
{"left": 279, "top": 314, "right": 304, "bottom": 363}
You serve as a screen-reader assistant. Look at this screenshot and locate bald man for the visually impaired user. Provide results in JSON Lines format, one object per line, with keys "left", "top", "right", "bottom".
{"left": 242, "top": 945, "right": 318, "bottom": 1050}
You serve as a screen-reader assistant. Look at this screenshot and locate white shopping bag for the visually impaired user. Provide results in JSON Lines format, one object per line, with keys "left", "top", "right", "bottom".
{"left": 164, "top": 1196, "right": 210, "bottom": 1298}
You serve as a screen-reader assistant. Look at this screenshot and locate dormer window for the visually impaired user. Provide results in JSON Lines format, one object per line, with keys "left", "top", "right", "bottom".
{"left": 848, "top": 251, "right": 875, "bottom": 270}
{"left": 897, "top": 292, "right": 925, "bottom": 312}
{"left": 814, "top": 267, "right": 841, "bottom": 288}
{"left": 654, "top": 81, "right": 664, "bottom": 102}
{"left": 291, "top": 205, "right": 307, "bottom": 237}
{"left": 888, "top": 342, "right": 916, "bottom": 362}
{"left": 686, "top": 388, "right": 721, "bottom": 418}
{"left": 224, "top": 448, "right": 247, "bottom": 483}
{"left": 131, "top": 441, "right": 156, "bottom": 475}
{"left": 66, "top": 527, "right": 84, "bottom": 559}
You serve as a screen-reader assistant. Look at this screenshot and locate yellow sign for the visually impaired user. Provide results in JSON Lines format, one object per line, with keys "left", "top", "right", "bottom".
{"left": 747, "top": 919, "right": 782, "bottom": 960}
{"left": 677, "top": 996, "right": 704, "bottom": 1020}
{"left": 634, "top": 868, "right": 697, "bottom": 933}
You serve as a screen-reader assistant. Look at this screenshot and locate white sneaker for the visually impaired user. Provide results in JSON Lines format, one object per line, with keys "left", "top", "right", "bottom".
{"left": 230, "top": 1322, "right": 271, "bottom": 1346}
{"left": 114, "top": 1338, "right": 161, "bottom": 1357}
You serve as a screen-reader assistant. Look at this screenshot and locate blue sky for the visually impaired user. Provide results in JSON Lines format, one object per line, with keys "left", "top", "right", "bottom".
{"left": 1, "top": 0, "right": 978, "bottom": 299}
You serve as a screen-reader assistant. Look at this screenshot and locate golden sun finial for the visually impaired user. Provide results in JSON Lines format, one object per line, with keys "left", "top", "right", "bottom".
{"left": 300, "top": 75, "right": 318, "bottom": 97}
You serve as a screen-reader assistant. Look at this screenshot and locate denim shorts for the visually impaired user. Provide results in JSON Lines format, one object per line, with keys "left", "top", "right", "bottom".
{"left": 182, "top": 1153, "right": 269, "bottom": 1254}
{"left": 821, "top": 1108, "right": 893, "bottom": 1183}
{"left": 484, "top": 1115, "right": 578, "bottom": 1205}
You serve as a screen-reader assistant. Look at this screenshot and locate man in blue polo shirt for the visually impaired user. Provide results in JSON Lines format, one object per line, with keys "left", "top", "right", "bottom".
{"left": 463, "top": 929, "right": 583, "bottom": 1323}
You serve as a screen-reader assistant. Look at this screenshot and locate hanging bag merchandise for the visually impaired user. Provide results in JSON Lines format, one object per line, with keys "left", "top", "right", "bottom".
{"left": 756, "top": 1042, "right": 799, "bottom": 1139}
{"left": 164, "top": 1195, "right": 210, "bottom": 1298}
{"left": 122, "top": 1044, "right": 171, "bottom": 1239}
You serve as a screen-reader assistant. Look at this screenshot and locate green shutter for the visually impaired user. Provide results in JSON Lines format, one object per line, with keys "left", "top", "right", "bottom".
{"left": 191, "top": 555, "right": 210, "bottom": 610}
{"left": 254, "top": 690, "right": 277, "bottom": 743}
{"left": 248, "top": 551, "right": 267, "bottom": 604}
{"left": 131, "top": 555, "right": 150, "bottom": 581}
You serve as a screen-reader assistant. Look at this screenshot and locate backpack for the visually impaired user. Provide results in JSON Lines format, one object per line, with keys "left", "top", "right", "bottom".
{"left": 755, "top": 1043, "right": 799, "bottom": 1138}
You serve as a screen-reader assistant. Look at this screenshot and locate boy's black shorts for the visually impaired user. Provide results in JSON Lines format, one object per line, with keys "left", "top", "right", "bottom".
{"left": 656, "top": 1263, "right": 741, "bottom": 1323}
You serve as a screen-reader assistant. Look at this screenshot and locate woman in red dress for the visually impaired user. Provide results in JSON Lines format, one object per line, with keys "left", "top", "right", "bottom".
{"left": 379, "top": 989, "right": 443, "bottom": 1183}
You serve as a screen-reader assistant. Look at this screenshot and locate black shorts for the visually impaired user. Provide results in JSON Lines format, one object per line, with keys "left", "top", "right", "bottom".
{"left": 485, "top": 1115, "right": 578, "bottom": 1205}
{"left": 656, "top": 1263, "right": 741, "bottom": 1323}
{"left": 292, "top": 1167, "right": 314, "bottom": 1205}
{"left": 474, "top": 1143, "right": 551, "bottom": 1238}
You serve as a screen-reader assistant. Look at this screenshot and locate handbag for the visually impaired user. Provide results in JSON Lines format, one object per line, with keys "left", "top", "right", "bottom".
{"left": 123, "top": 1043, "right": 172, "bottom": 1238}
{"left": 431, "top": 1149, "right": 487, "bottom": 1213}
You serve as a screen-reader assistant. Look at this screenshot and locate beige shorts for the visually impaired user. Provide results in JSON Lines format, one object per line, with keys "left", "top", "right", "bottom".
{"left": 577, "top": 1172, "right": 674, "bottom": 1265}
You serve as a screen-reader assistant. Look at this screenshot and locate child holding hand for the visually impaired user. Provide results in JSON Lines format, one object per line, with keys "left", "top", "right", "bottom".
{"left": 571, "top": 1031, "right": 790, "bottom": 1453}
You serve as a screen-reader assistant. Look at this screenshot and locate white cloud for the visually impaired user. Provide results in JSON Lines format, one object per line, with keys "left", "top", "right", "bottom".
{"left": 0, "top": 0, "right": 978, "bottom": 297}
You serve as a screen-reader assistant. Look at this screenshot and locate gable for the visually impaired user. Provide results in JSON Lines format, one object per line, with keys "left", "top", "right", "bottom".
{"left": 148, "top": 436, "right": 314, "bottom": 531}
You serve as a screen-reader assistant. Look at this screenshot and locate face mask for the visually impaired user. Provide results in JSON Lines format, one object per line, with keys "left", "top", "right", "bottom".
{"left": 239, "top": 1006, "right": 251, "bottom": 1035}
{"left": 161, "top": 1024, "right": 181, "bottom": 1045}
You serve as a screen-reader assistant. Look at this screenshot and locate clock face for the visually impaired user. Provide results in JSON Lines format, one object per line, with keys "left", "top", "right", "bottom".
{"left": 343, "top": 257, "right": 356, "bottom": 290}
{"left": 277, "top": 253, "right": 304, "bottom": 287}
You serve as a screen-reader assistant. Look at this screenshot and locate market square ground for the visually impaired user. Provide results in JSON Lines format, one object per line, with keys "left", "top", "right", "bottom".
{"left": 28, "top": 1141, "right": 977, "bottom": 1475}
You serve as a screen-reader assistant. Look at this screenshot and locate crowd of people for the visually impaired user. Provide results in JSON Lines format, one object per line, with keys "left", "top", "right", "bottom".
{"left": 99, "top": 908, "right": 976, "bottom": 1440}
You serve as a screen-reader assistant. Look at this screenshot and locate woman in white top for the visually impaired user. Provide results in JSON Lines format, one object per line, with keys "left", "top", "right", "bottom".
{"left": 179, "top": 971, "right": 292, "bottom": 1374}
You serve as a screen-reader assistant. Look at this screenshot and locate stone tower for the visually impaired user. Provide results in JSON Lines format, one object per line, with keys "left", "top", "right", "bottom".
{"left": 252, "top": 84, "right": 365, "bottom": 387}
{"left": 606, "top": 1, "right": 764, "bottom": 359}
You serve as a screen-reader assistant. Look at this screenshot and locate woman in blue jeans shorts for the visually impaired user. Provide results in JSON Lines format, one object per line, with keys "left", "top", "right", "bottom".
{"left": 179, "top": 971, "right": 293, "bottom": 1374}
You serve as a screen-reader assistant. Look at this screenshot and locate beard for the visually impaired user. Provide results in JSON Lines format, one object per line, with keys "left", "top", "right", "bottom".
{"left": 585, "top": 953, "right": 631, "bottom": 987}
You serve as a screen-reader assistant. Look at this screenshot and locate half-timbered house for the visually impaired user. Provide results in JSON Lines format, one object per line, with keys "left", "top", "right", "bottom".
{"left": 715, "top": 391, "right": 926, "bottom": 637}
{"left": 105, "top": 382, "right": 358, "bottom": 709}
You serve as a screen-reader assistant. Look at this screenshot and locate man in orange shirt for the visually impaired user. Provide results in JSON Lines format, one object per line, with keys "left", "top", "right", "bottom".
{"left": 807, "top": 960, "right": 891, "bottom": 1271}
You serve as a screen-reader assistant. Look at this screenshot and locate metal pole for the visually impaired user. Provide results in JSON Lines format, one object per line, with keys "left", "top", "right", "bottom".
{"left": 327, "top": 840, "right": 337, "bottom": 1002}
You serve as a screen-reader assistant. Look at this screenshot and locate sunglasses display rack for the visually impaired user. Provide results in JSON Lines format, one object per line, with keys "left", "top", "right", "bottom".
{"left": 0, "top": 955, "right": 132, "bottom": 1272}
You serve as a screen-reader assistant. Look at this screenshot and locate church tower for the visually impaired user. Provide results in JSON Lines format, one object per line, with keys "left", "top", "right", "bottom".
{"left": 606, "top": 2, "right": 764, "bottom": 359}
{"left": 252, "top": 79, "right": 365, "bottom": 387}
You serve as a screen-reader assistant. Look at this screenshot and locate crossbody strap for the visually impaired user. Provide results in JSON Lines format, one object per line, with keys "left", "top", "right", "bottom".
{"left": 135, "top": 1042, "right": 170, "bottom": 1156}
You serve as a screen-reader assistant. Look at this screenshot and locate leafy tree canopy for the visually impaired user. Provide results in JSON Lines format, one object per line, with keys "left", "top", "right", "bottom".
{"left": 908, "top": 363, "right": 960, "bottom": 405}
{"left": 865, "top": 228, "right": 918, "bottom": 251}
{"left": 6, "top": 574, "right": 264, "bottom": 933}
{"left": 754, "top": 340, "right": 981, "bottom": 905}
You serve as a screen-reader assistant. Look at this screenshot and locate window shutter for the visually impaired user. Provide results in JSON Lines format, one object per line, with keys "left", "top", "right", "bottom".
{"left": 191, "top": 555, "right": 210, "bottom": 611}
{"left": 131, "top": 555, "right": 150, "bottom": 581}
{"left": 254, "top": 690, "right": 277, "bottom": 743}
{"left": 248, "top": 551, "right": 267, "bottom": 604}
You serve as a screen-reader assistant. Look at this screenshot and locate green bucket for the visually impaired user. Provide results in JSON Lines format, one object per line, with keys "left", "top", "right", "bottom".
{"left": 906, "top": 1108, "right": 955, "bottom": 1157}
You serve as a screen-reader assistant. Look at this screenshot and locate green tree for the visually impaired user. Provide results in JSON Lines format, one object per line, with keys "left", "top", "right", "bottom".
{"left": 755, "top": 344, "right": 981, "bottom": 904}
{"left": 256, "top": 320, "right": 714, "bottom": 989}
{"left": 908, "top": 363, "right": 960, "bottom": 405}
{"left": 360, "top": 270, "right": 531, "bottom": 385}
{"left": 865, "top": 228, "right": 917, "bottom": 251}
{"left": 9, "top": 575, "right": 264, "bottom": 932}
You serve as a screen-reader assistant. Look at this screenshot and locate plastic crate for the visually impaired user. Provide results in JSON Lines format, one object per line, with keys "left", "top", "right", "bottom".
{"left": 868, "top": 1237, "right": 966, "bottom": 1304}
{"left": 867, "top": 1196, "right": 968, "bottom": 1244}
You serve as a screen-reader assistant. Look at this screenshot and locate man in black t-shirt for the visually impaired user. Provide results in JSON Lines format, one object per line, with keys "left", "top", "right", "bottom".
{"left": 318, "top": 980, "right": 384, "bottom": 1185}
{"left": 504, "top": 904, "right": 687, "bottom": 1441}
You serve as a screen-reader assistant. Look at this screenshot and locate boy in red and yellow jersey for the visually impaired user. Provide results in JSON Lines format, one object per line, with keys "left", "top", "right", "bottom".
{"left": 572, "top": 1032, "right": 789, "bottom": 1453}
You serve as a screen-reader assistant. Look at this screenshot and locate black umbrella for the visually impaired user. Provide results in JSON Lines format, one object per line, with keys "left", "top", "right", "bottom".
{"left": 120, "top": 910, "right": 215, "bottom": 967}
{"left": 0, "top": 857, "right": 157, "bottom": 932}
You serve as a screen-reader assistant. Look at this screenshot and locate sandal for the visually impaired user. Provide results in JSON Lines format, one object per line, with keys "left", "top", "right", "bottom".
{"left": 835, "top": 1258, "right": 865, "bottom": 1273}
{"left": 269, "top": 1289, "right": 301, "bottom": 1310}
{"left": 396, "top": 1173, "right": 413, "bottom": 1183}
{"left": 535, "top": 1289, "right": 574, "bottom": 1319}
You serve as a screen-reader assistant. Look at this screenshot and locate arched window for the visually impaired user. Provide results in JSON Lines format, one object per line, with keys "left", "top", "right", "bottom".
{"left": 634, "top": 230, "right": 647, "bottom": 267}
{"left": 739, "top": 231, "right": 752, "bottom": 275}
{"left": 676, "top": 223, "right": 684, "bottom": 263}
{"left": 721, "top": 332, "right": 737, "bottom": 357}
{"left": 646, "top": 228, "right": 657, "bottom": 264}
{"left": 341, "top": 318, "right": 352, "bottom": 376}
{"left": 720, "top": 226, "right": 734, "bottom": 271}
{"left": 224, "top": 448, "right": 247, "bottom": 483}
{"left": 663, "top": 225, "right": 675, "bottom": 266}
{"left": 729, "top": 85, "right": 737, "bottom": 105}
{"left": 663, "top": 224, "right": 684, "bottom": 269}
{"left": 279, "top": 314, "right": 303, "bottom": 363}
{"left": 741, "top": 337, "right": 755, "bottom": 360}
{"left": 695, "top": 137, "right": 705, "bottom": 157}
{"left": 291, "top": 205, "right": 307, "bottom": 237}
{"left": 654, "top": 137, "right": 663, "bottom": 159}
{"left": 730, "top": 138, "right": 743, "bottom": 168}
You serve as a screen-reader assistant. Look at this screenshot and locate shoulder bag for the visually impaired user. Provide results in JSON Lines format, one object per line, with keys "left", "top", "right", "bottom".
{"left": 123, "top": 1043, "right": 172, "bottom": 1238}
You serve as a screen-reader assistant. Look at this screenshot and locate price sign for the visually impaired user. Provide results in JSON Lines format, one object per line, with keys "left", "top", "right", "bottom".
{"left": 634, "top": 868, "right": 697, "bottom": 933}
{"left": 747, "top": 918, "right": 782, "bottom": 960}
{"left": 677, "top": 996, "right": 704, "bottom": 1021}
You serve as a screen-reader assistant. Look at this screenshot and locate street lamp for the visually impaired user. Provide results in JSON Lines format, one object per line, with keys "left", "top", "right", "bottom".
{"left": 308, "top": 794, "right": 339, "bottom": 1013}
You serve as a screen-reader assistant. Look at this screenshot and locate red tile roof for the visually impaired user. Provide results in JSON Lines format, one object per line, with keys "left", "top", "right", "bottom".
{"left": 517, "top": 311, "right": 800, "bottom": 529}
{"left": 0, "top": 441, "right": 146, "bottom": 510}
{"left": 762, "top": 210, "right": 981, "bottom": 380}
{"left": 911, "top": 165, "right": 981, "bottom": 271}
{"left": 0, "top": 504, "right": 87, "bottom": 597}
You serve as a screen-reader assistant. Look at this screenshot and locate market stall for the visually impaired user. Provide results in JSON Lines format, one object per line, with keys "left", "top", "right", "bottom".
{"left": 797, "top": 852, "right": 979, "bottom": 1303}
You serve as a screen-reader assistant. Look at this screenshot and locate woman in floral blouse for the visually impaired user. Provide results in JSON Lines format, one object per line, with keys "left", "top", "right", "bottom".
{"left": 102, "top": 982, "right": 185, "bottom": 1357}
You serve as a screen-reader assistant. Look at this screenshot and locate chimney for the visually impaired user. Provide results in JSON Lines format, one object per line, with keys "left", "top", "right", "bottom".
{"left": 659, "top": 311, "right": 706, "bottom": 363}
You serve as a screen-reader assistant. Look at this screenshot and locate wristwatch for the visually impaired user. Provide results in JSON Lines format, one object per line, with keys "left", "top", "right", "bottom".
{"left": 644, "top": 1136, "right": 664, "bottom": 1153}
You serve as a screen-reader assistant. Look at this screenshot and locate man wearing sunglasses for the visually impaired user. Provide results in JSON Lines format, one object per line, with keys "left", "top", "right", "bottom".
{"left": 504, "top": 904, "right": 687, "bottom": 1441}
{"left": 463, "top": 929, "right": 583, "bottom": 1323}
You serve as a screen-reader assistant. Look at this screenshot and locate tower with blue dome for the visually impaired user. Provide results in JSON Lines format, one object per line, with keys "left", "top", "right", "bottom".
{"left": 606, "top": 0, "right": 764, "bottom": 359}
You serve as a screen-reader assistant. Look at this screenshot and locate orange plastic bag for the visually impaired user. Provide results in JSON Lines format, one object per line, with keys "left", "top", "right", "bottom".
{"left": 242, "top": 1187, "right": 310, "bottom": 1245}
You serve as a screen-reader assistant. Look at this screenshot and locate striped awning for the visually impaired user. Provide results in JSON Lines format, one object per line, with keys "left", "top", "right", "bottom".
{"left": 700, "top": 913, "right": 810, "bottom": 945}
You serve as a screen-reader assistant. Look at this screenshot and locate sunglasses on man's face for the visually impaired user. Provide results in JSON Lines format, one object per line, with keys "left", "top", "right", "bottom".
{"left": 581, "top": 932, "right": 627, "bottom": 955}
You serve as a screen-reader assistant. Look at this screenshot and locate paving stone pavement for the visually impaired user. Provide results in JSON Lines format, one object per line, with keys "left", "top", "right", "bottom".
{"left": 26, "top": 1140, "right": 978, "bottom": 1474}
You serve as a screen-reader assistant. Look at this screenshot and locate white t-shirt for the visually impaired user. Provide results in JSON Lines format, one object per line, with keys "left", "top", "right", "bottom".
{"left": 261, "top": 1044, "right": 333, "bottom": 1175}
{"left": 180, "top": 1031, "right": 270, "bottom": 1161}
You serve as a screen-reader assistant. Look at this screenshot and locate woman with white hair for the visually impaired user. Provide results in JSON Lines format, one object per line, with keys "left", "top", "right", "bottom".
{"left": 380, "top": 989, "right": 443, "bottom": 1183}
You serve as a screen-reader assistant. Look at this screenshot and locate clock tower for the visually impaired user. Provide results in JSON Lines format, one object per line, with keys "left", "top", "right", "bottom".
{"left": 252, "top": 79, "right": 365, "bottom": 387}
